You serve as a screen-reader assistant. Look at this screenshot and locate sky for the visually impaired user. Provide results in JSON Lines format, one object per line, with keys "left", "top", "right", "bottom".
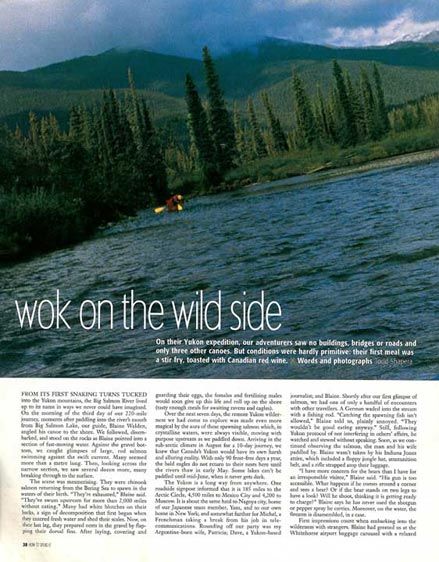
{"left": 2, "top": 0, "right": 439, "bottom": 70}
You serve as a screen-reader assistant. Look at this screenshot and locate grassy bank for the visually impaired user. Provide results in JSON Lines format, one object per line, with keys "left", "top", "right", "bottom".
{"left": 0, "top": 184, "right": 150, "bottom": 261}
{"left": 220, "top": 127, "right": 439, "bottom": 190}
{"left": 0, "top": 189, "right": 88, "bottom": 259}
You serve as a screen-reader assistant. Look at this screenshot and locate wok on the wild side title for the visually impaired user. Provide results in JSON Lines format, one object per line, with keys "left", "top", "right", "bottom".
{"left": 14, "top": 290, "right": 283, "bottom": 332}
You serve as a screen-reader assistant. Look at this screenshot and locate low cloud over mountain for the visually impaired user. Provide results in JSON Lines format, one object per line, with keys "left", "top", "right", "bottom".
{"left": 2, "top": 0, "right": 439, "bottom": 70}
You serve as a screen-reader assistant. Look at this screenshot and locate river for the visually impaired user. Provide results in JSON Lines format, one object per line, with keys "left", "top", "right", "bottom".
{"left": 1, "top": 162, "right": 439, "bottom": 379}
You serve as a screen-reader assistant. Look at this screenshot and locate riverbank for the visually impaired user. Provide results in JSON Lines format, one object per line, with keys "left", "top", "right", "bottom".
{"left": 218, "top": 127, "right": 439, "bottom": 191}
{"left": 258, "top": 146, "right": 439, "bottom": 192}
{"left": 2, "top": 128, "right": 439, "bottom": 264}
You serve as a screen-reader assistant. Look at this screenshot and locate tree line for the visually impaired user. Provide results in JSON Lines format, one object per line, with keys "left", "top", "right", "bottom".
{"left": 180, "top": 58, "right": 393, "bottom": 180}
{"left": 1, "top": 46, "right": 439, "bottom": 258}
{"left": 389, "top": 92, "right": 439, "bottom": 132}
{"left": 0, "top": 72, "right": 170, "bottom": 255}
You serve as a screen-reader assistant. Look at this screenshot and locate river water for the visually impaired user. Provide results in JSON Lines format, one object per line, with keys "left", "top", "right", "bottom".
{"left": 1, "top": 162, "right": 439, "bottom": 379}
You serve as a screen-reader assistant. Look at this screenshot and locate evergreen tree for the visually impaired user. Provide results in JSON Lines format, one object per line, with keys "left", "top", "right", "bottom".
{"left": 165, "top": 141, "right": 196, "bottom": 176}
{"left": 314, "top": 86, "right": 331, "bottom": 143}
{"left": 14, "top": 125, "right": 24, "bottom": 148}
{"left": 292, "top": 71, "right": 316, "bottom": 148}
{"left": 247, "top": 98, "right": 268, "bottom": 158}
{"left": 69, "top": 105, "right": 92, "bottom": 149}
{"left": 94, "top": 104, "right": 111, "bottom": 166}
{"left": 100, "top": 91, "right": 118, "bottom": 161}
{"left": 325, "top": 89, "right": 339, "bottom": 144}
{"left": 69, "top": 106, "right": 82, "bottom": 141}
{"left": 28, "top": 112, "right": 41, "bottom": 155}
{"left": 108, "top": 89, "right": 133, "bottom": 156}
{"left": 311, "top": 101, "right": 324, "bottom": 148}
{"left": 233, "top": 103, "right": 250, "bottom": 163}
{"left": 48, "top": 114, "right": 61, "bottom": 140}
{"left": 93, "top": 87, "right": 167, "bottom": 211}
{"left": 373, "top": 64, "right": 390, "bottom": 135}
{"left": 127, "top": 67, "right": 144, "bottom": 150}
{"left": 202, "top": 46, "right": 236, "bottom": 172}
{"left": 78, "top": 106, "right": 95, "bottom": 152}
{"left": 185, "top": 73, "right": 219, "bottom": 185}
{"left": 40, "top": 116, "right": 52, "bottom": 156}
{"left": 233, "top": 103, "right": 255, "bottom": 164}
{"left": 332, "top": 61, "right": 357, "bottom": 147}
{"left": 40, "top": 114, "right": 63, "bottom": 167}
{"left": 138, "top": 98, "right": 168, "bottom": 203}
{"left": 261, "top": 91, "right": 288, "bottom": 153}
{"left": 360, "top": 68, "right": 380, "bottom": 140}
{"left": 345, "top": 72, "right": 366, "bottom": 141}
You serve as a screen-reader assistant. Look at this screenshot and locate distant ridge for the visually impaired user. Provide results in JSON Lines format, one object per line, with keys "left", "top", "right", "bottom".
{"left": 4, "top": 38, "right": 439, "bottom": 130}
{"left": 0, "top": 49, "right": 204, "bottom": 97}
{"left": 398, "top": 29, "right": 439, "bottom": 44}
{"left": 4, "top": 38, "right": 439, "bottom": 96}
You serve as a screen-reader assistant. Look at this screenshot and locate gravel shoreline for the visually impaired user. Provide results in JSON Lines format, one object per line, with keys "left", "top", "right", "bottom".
{"left": 247, "top": 147, "right": 439, "bottom": 194}
{"left": 315, "top": 147, "right": 439, "bottom": 181}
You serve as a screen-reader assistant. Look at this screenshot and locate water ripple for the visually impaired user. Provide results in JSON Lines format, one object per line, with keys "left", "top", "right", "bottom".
{"left": 1, "top": 162, "right": 439, "bottom": 379}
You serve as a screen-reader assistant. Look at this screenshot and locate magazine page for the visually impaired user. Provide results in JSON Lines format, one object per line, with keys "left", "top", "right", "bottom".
{"left": 0, "top": 0, "right": 439, "bottom": 560}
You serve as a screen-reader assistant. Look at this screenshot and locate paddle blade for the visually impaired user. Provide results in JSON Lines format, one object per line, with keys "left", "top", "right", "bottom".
{"left": 154, "top": 206, "right": 166, "bottom": 214}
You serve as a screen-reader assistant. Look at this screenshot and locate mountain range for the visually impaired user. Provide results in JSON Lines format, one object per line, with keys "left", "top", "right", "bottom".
{"left": 3, "top": 37, "right": 439, "bottom": 131}
{"left": 399, "top": 29, "right": 439, "bottom": 44}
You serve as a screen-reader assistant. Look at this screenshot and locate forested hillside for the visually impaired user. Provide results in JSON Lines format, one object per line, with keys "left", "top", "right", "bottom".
{"left": 4, "top": 38, "right": 439, "bottom": 131}
{"left": 3, "top": 41, "right": 439, "bottom": 261}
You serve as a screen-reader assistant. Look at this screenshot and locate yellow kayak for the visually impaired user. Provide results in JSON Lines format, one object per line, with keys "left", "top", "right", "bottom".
{"left": 154, "top": 204, "right": 184, "bottom": 214}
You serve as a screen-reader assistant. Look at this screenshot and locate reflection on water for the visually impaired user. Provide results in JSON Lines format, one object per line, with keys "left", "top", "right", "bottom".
{"left": 1, "top": 162, "right": 439, "bottom": 379}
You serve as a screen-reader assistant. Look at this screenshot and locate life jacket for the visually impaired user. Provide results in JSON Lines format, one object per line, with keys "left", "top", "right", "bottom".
{"left": 166, "top": 194, "right": 184, "bottom": 212}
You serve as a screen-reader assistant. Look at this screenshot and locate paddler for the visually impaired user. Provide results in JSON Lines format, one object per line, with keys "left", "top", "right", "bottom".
{"left": 165, "top": 194, "right": 184, "bottom": 212}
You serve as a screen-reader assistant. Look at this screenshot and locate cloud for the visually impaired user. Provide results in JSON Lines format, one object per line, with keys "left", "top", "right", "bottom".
{"left": 0, "top": 0, "right": 439, "bottom": 70}
{"left": 329, "top": 9, "right": 439, "bottom": 45}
